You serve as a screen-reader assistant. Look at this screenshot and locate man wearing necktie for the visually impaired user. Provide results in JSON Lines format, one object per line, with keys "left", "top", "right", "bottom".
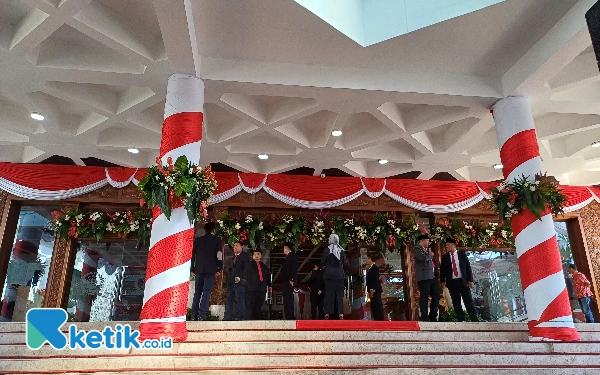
{"left": 440, "top": 238, "right": 478, "bottom": 322}
{"left": 244, "top": 248, "right": 272, "bottom": 320}
{"left": 413, "top": 234, "right": 440, "bottom": 322}
{"left": 224, "top": 241, "right": 250, "bottom": 321}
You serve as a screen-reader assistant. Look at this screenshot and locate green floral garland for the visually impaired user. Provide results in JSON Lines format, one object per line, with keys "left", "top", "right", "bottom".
{"left": 215, "top": 213, "right": 426, "bottom": 252}
{"left": 49, "top": 207, "right": 151, "bottom": 247}
{"left": 431, "top": 217, "right": 514, "bottom": 250}
{"left": 491, "top": 173, "right": 566, "bottom": 221}
{"left": 138, "top": 155, "right": 218, "bottom": 223}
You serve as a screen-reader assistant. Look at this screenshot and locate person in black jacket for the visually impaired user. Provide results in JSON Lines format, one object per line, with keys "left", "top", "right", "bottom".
{"left": 281, "top": 242, "right": 299, "bottom": 320}
{"left": 440, "top": 238, "right": 478, "bottom": 322}
{"left": 190, "top": 222, "right": 223, "bottom": 321}
{"left": 309, "top": 263, "right": 324, "bottom": 320}
{"left": 321, "top": 234, "right": 347, "bottom": 320}
{"left": 224, "top": 241, "right": 250, "bottom": 321}
{"left": 366, "top": 254, "right": 385, "bottom": 321}
{"left": 414, "top": 233, "right": 440, "bottom": 322}
{"left": 244, "top": 248, "right": 272, "bottom": 320}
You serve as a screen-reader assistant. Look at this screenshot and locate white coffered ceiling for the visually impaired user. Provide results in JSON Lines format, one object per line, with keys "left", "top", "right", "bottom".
{"left": 1, "top": 0, "right": 600, "bottom": 185}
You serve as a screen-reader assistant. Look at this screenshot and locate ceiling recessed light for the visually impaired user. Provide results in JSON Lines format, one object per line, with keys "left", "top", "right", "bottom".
{"left": 592, "top": 141, "right": 600, "bottom": 148}
{"left": 378, "top": 159, "right": 388, "bottom": 165}
{"left": 331, "top": 130, "right": 343, "bottom": 137}
{"left": 128, "top": 148, "right": 140, "bottom": 154}
{"left": 493, "top": 164, "right": 503, "bottom": 170}
{"left": 30, "top": 112, "right": 44, "bottom": 121}
{"left": 258, "top": 154, "right": 269, "bottom": 160}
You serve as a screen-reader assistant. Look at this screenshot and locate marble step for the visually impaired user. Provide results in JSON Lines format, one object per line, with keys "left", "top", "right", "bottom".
{"left": 1, "top": 329, "right": 598, "bottom": 344}
{"left": 1, "top": 321, "right": 598, "bottom": 333}
{"left": 1, "top": 341, "right": 600, "bottom": 357}
{"left": 174, "top": 330, "right": 600, "bottom": 342}
{"left": 5, "top": 370, "right": 600, "bottom": 375}
{"left": 3, "top": 353, "right": 600, "bottom": 372}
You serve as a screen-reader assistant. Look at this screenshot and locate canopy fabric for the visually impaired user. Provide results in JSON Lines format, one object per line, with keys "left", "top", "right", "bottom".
{"left": 0, "top": 162, "right": 596, "bottom": 213}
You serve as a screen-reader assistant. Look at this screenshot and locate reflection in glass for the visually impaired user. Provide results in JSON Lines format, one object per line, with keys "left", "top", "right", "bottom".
{"left": 1, "top": 206, "right": 58, "bottom": 322}
{"left": 468, "top": 251, "right": 527, "bottom": 322}
{"left": 66, "top": 241, "right": 147, "bottom": 322}
{"left": 367, "top": 249, "right": 406, "bottom": 321}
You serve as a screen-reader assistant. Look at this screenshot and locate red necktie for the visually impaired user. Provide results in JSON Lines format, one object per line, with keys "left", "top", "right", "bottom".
{"left": 233, "top": 254, "right": 237, "bottom": 265}
{"left": 256, "top": 261, "right": 263, "bottom": 282}
{"left": 451, "top": 253, "right": 458, "bottom": 278}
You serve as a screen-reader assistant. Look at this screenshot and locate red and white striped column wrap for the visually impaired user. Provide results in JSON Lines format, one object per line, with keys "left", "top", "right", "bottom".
{"left": 74, "top": 248, "right": 99, "bottom": 322}
{"left": 139, "top": 74, "right": 204, "bottom": 342}
{"left": 492, "top": 96, "right": 579, "bottom": 341}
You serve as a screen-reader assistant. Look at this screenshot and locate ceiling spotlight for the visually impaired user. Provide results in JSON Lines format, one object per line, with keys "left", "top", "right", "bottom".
{"left": 30, "top": 112, "right": 44, "bottom": 121}
{"left": 331, "top": 130, "right": 343, "bottom": 137}
{"left": 127, "top": 148, "right": 140, "bottom": 154}
{"left": 258, "top": 154, "right": 269, "bottom": 160}
{"left": 378, "top": 159, "right": 388, "bottom": 165}
{"left": 493, "top": 164, "right": 503, "bottom": 170}
{"left": 592, "top": 141, "right": 600, "bottom": 148}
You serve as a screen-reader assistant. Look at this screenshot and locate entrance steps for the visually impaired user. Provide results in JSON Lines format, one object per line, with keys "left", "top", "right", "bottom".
{"left": 0, "top": 321, "right": 599, "bottom": 374}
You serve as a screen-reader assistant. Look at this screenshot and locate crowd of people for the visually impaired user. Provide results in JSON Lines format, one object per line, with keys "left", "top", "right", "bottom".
{"left": 188, "top": 222, "right": 361, "bottom": 321}
{"left": 189, "top": 223, "right": 595, "bottom": 323}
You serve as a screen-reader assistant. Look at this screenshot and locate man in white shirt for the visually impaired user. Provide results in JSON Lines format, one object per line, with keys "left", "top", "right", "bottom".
{"left": 440, "top": 238, "right": 478, "bottom": 322}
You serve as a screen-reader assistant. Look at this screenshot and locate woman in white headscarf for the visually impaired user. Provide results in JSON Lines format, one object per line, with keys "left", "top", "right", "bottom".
{"left": 320, "top": 233, "right": 347, "bottom": 320}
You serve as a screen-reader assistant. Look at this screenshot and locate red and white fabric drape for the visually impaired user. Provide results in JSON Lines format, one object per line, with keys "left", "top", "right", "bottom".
{"left": 0, "top": 163, "right": 598, "bottom": 213}
{"left": 139, "top": 74, "right": 204, "bottom": 342}
{"left": 493, "top": 96, "right": 579, "bottom": 342}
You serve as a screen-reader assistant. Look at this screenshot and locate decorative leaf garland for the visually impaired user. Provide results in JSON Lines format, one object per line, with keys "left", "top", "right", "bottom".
{"left": 49, "top": 207, "right": 151, "bottom": 247}
{"left": 491, "top": 173, "right": 566, "bottom": 221}
{"left": 431, "top": 217, "right": 514, "bottom": 250}
{"left": 215, "top": 213, "right": 426, "bottom": 252}
{"left": 138, "top": 155, "right": 218, "bottom": 223}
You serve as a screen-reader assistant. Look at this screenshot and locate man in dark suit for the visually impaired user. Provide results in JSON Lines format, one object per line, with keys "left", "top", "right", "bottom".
{"left": 366, "top": 254, "right": 385, "bottom": 321}
{"left": 414, "top": 234, "right": 440, "bottom": 322}
{"left": 281, "top": 242, "right": 299, "bottom": 320}
{"left": 440, "top": 238, "right": 478, "bottom": 322}
{"left": 224, "top": 240, "right": 250, "bottom": 321}
{"left": 190, "top": 222, "right": 223, "bottom": 321}
{"left": 309, "top": 263, "right": 324, "bottom": 320}
{"left": 244, "top": 248, "right": 272, "bottom": 320}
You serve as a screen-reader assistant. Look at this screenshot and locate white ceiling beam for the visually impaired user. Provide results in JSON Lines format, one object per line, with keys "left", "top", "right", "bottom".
{"left": 446, "top": 115, "right": 495, "bottom": 154}
{"left": 200, "top": 57, "right": 503, "bottom": 105}
{"left": 501, "top": 0, "right": 596, "bottom": 96}
{"left": 547, "top": 50, "right": 599, "bottom": 91}
{"left": 9, "top": 0, "right": 92, "bottom": 55}
{"left": 153, "top": 0, "right": 196, "bottom": 74}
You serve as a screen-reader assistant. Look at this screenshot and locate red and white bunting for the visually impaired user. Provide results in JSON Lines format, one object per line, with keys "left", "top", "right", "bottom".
{"left": 0, "top": 162, "right": 598, "bottom": 214}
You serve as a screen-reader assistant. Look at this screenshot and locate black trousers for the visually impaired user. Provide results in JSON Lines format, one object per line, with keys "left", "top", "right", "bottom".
{"left": 324, "top": 278, "right": 344, "bottom": 316}
{"left": 282, "top": 283, "right": 296, "bottom": 320}
{"left": 310, "top": 291, "right": 324, "bottom": 320}
{"left": 370, "top": 292, "right": 385, "bottom": 321}
{"left": 417, "top": 279, "right": 440, "bottom": 321}
{"left": 448, "top": 281, "right": 478, "bottom": 322}
{"left": 245, "top": 291, "right": 264, "bottom": 320}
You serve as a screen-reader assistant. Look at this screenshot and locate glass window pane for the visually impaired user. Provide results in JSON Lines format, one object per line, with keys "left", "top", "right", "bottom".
{"left": 66, "top": 241, "right": 147, "bottom": 322}
{"left": 468, "top": 251, "right": 527, "bottom": 322}
{"left": 364, "top": 249, "right": 407, "bottom": 321}
{"left": 1, "top": 205, "right": 59, "bottom": 322}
